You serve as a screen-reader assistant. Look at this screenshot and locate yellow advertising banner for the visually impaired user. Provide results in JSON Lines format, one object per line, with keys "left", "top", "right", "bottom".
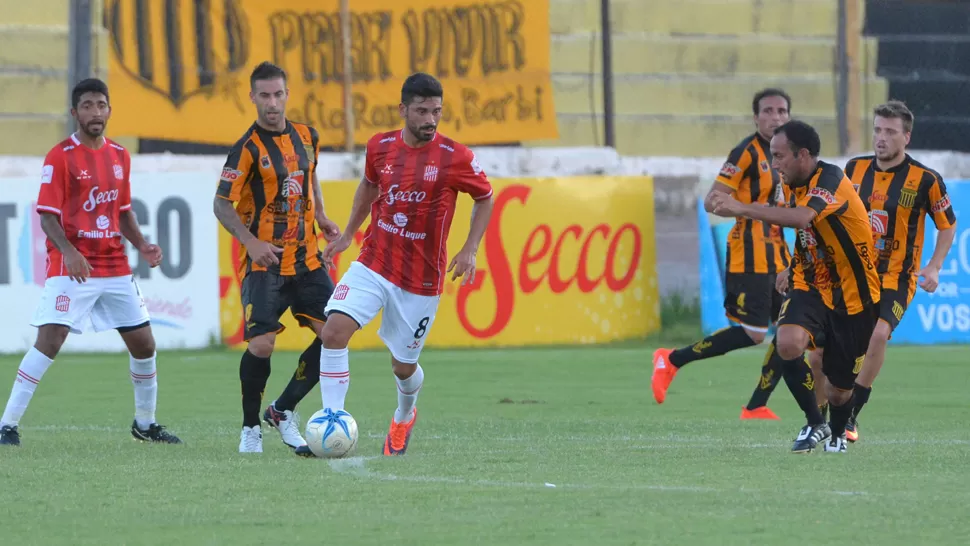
{"left": 219, "top": 177, "right": 660, "bottom": 351}
{"left": 104, "top": 0, "right": 558, "bottom": 147}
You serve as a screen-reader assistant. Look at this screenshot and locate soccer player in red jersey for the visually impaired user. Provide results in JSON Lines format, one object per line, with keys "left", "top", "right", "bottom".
{"left": 0, "top": 79, "right": 182, "bottom": 447}
{"left": 319, "top": 73, "right": 494, "bottom": 456}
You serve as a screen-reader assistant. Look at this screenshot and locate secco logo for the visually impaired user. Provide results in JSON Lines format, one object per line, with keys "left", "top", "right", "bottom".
{"left": 96, "top": 215, "right": 110, "bottom": 230}
{"left": 386, "top": 184, "right": 427, "bottom": 205}
{"left": 82, "top": 186, "right": 120, "bottom": 212}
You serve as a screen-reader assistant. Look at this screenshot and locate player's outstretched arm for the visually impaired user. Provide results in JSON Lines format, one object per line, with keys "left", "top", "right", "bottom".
{"left": 448, "top": 195, "right": 494, "bottom": 285}
{"left": 711, "top": 192, "right": 815, "bottom": 229}
{"left": 703, "top": 182, "right": 736, "bottom": 213}
{"left": 39, "top": 212, "right": 91, "bottom": 282}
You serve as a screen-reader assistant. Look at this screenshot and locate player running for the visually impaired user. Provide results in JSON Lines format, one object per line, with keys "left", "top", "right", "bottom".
{"left": 651, "top": 89, "right": 809, "bottom": 420}
{"left": 213, "top": 62, "right": 341, "bottom": 454}
{"left": 811, "top": 101, "right": 957, "bottom": 443}
{"left": 0, "top": 78, "right": 182, "bottom": 447}
{"left": 711, "top": 120, "right": 881, "bottom": 453}
{"left": 317, "top": 72, "right": 494, "bottom": 456}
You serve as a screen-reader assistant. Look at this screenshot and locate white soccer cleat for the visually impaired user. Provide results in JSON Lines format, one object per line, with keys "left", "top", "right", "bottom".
{"left": 824, "top": 435, "right": 847, "bottom": 453}
{"left": 239, "top": 425, "right": 263, "bottom": 453}
{"left": 263, "top": 403, "right": 307, "bottom": 450}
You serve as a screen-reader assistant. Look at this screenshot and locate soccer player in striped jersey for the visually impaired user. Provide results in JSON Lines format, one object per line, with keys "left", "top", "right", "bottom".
{"left": 319, "top": 72, "right": 494, "bottom": 456}
{"left": 651, "top": 89, "right": 809, "bottom": 420}
{"left": 214, "top": 62, "right": 342, "bottom": 454}
{"left": 712, "top": 121, "right": 882, "bottom": 453}
{"left": 813, "top": 101, "right": 957, "bottom": 443}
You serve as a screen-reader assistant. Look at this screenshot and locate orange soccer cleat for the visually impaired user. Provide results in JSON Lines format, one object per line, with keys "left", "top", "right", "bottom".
{"left": 651, "top": 348, "right": 678, "bottom": 404}
{"left": 383, "top": 407, "right": 418, "bottom": 456}
{"left": 740, "top": 406, "right": 781, "bottom": 420}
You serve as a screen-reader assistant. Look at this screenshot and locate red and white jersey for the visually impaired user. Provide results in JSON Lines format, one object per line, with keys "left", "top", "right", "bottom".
{"left": 359, "top": 130, "right": 493, "bottom": 296}
{"left": 36, "top": 134, "right": 133, "bottom": 278}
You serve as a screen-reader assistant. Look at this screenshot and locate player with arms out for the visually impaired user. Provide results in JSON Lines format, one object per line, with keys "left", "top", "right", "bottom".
{"left": 711, "top": 120, "right": 881, "bottom": 453}
{"left": 651, "top": 89, "right": 810, "bottom": 420}
{"left": 0, "top": 79, "right": 182, "bottom": 446}
{"left": 811, "top": 101, "right": 956, "bottom": 443}
{"left": 318, "top": 72, "right": 494, "bottom": 456}
{"left": 213, "top": 62, "right": 341, "bottom": 454}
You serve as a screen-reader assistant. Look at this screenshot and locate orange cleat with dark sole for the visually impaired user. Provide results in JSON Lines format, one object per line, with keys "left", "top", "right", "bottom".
{"left": 651, "top": 348, "right": 678, "bottom": 404}
{"left": 384, "top": 407, "right": 418, "bottom": 456}
{"left": 740, "top": 406, "right": 781, "bottom": 420}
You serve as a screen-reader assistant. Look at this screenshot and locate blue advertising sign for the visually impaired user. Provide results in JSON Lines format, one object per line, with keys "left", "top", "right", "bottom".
{"left": 698, "top": 181, "right": 970, "bottom": 344}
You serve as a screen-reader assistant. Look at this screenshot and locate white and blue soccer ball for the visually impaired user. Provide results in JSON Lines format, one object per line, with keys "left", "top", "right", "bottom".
{"left": 305, "top": 408, "right": 358, "bottom": 458}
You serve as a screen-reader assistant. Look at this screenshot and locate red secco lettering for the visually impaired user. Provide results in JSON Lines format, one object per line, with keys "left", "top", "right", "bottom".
{"left": 456, "top": 185, "right": 526, "bottom": 338}
{"left": 456, "top": 185, "right": 645, "bottom": 340}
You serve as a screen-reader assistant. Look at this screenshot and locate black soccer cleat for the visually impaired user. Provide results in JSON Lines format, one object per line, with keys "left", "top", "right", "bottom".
{"left": 131, "top": 421, "right": 184, "bottom": 444}
{"left": 294, "top": 444, "right": 315, "bottom": 458}
{"left": 0, "top": 425, "right": 20, "bottom": 446}
{"left": 791, "top": 423, "right": 831, "bottom": 454}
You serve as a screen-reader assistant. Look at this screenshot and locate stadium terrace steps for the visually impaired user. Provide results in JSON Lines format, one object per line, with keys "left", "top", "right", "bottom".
{"left": 3, "top": 0, "right": 70, "bottom": 26}
{"left": 0, "top": 116, "right": 67, "bottom": 155}
{"left": 528, "top": 115, "right": 868, "bottom": 157}
{"left": 551, "top": 34, "right": 880, "bottom": 76}
{"left": 0, "top": 74, "right": 69, "bottom": 116}
{"left": 546, "top": 0, "right": 884, "bottom": 156}
{"left": 552, "top": 74, "right": 889, "bottom": 118}
{"left": 551, "top": 0, "right": 849, "bottom": 37}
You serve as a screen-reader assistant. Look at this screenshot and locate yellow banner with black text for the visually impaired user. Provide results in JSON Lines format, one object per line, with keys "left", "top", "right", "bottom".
{"left": 104, "top": 0, "right": 557, "bottom": 146}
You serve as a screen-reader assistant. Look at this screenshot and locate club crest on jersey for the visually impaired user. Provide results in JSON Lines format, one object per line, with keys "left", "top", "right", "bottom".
{"left": 423, "top": 164, "right": 439, "bottom": 183}
{"left": 760, "top": 160, "right": 769, "bottom": 172}
{"left": 282, "top": 171, "right": 304, "bottom": 197}
{"left": 869, "top": 209, "right": 889, "bottom": 235}
{"left": 260, "top": 156, "right": 271, "bottom": 169}
{"left": 105, "top": 0, "right": 248, "bottom": 108}
{"left": 113, "top": 164, "right": 124, "bottom": 180}
{"left": 898, "top": 188, "right": 917, "bottom": 208}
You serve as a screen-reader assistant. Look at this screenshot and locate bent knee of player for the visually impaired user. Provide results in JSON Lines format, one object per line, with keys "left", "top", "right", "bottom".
{"left": 320, "top": 314, "right": 357, "bottom": 349}
{"left": 826, "top": 383, "right": 852, "bottom": 406}
{"left": 247, "top": 333, "right": 276, "bottom": 358}
{"left": 391, "top": 358, "right": 417, "bottom": 379}
{"left": 871, "top": 320, "right": 892, "bottom": 346}
{"left": 775, "top": 326, "right": 809, "bottom": 360}
{"left": 34, "top": 324, "right": 70, "bottom": 358}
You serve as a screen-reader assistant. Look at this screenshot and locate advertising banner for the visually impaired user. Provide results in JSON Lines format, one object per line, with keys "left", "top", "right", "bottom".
{"left": 219, "top": 177, "right": 660, "bottom": 350}
{"left": 105, "top": 0, "right": 558, "bottom": 147}
{"left": 0, "top": 173, "right": 221, "bottom": 354}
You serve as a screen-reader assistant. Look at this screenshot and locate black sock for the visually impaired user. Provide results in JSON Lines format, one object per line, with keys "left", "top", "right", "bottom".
{"left": 830, "top": 397, "right": 855, "bottom": 437}
{"left": 669, "top": 326, "right": 757, "bottom": 368}
{"left": 274, "top": 338, "right": 322, "bottom": 412}
{"left": 778, "top": 344, "right": 825, "bottom": 425}
{"left": 240, "top": 350, "right": 271, "bottom": 427}
{"left": 745, "top": 343, "right": 783, "bottom": 410}
{"left": 819, "top": 402, "right": 829, "bottom": 422}
{"left": 851, "top": 383, "right": 872, "bottom": 420}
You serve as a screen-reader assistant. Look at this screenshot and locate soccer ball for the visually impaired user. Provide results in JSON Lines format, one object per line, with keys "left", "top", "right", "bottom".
{"left": 304, "top": 408, "right": 358, "bottom": 458}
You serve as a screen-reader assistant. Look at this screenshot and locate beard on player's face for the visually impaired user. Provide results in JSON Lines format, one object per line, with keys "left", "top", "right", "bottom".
{"left": 76, "top": 117, "right": 106, "bottom": 138}
{"left": 408, "top": 120, "right": 436, "bottom": 142}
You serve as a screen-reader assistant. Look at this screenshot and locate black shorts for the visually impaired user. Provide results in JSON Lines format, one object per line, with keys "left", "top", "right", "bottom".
{"left": 878, "top": 281, "right": 915, "bottom": 332}
{"left": 240, "top": 267, "right": 335, "bottom": 341}
{"left": 777, "top": 290, "right": 878, "bottom": 390}
{"left": 724, "top": 272, "right": 783, "bottom": 329}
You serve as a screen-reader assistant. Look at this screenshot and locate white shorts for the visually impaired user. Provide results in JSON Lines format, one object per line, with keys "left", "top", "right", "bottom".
{"left": 325, "top": 261, "right": 440, "bottom": 364}
{"left": 31, "top": 275, "right": 151, "bottom": 334}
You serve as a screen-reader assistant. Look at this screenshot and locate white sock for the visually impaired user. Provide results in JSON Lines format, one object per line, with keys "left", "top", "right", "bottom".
{"left": 130, "top": 353, "right": 157, "bottom": 430}
{"left": 394, "top": 364, "right": 423, "bottom": 424}
{"left": 320, "top": 348, "right": 350, "bottom": 411}
{"left": 1, "top": 347, "right": 54, "bottom": 427}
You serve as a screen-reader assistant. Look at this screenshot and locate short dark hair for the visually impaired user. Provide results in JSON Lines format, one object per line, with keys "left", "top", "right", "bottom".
{"left": 873, "top": 100, "right": 914, "bottom": 132}
{"left": 401, "top": 73, "right": 443, "bottom": 105}
{"left": 250, "top": 61, "right": 286, "bottom": 88}
{"left": 72, "top": 78, "right": 109, "bottom": 109}
{"left": 752, "top": 88, "right": 791, "bottom": 115}
{"left": 774, "top": 120, "right": 821, "bottom": 157}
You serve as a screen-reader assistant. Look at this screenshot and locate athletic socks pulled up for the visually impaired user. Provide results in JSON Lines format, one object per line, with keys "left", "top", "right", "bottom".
{"left": 669, "top": 326, "right": 757, "bottom": 368}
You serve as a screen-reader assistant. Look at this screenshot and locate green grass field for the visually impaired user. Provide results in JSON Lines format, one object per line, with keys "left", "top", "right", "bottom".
{"left": 1, "top": 343, "right": 968, "bottom": 545}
